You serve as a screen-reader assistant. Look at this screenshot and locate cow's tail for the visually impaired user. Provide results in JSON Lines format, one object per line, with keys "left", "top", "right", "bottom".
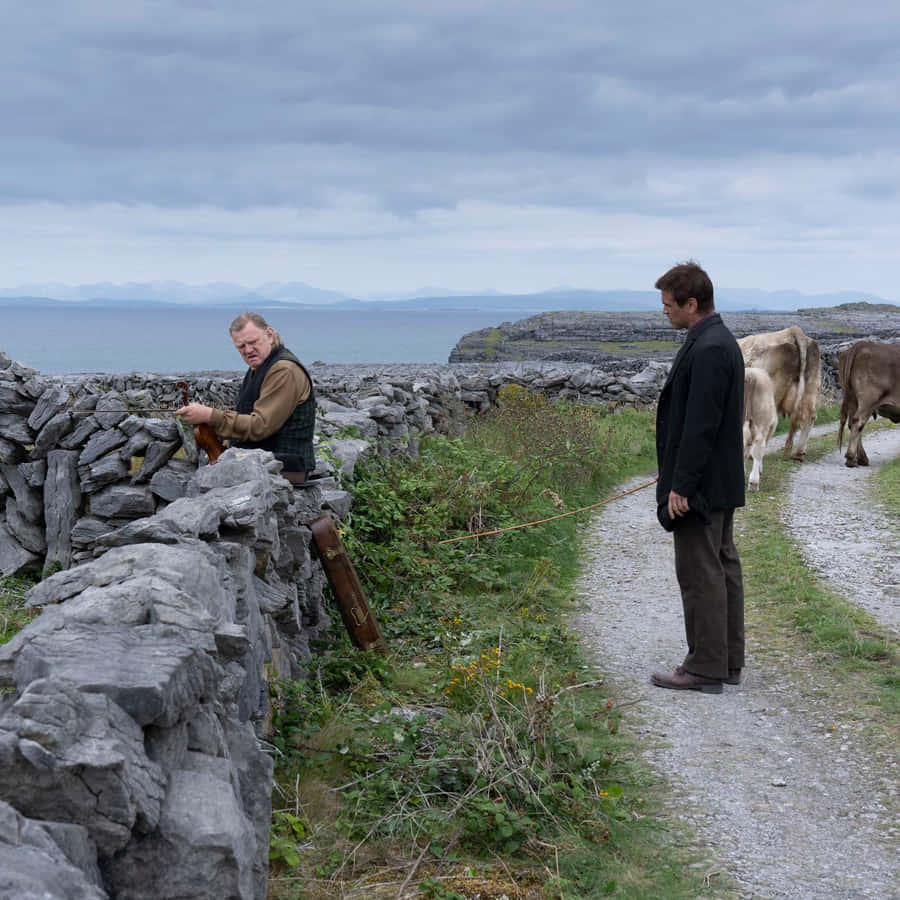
{"left": 785, "top": 327, "right": 808, "bottom": 452}
{"left": 743, "top": 368, "right": 757, "bottom": 426}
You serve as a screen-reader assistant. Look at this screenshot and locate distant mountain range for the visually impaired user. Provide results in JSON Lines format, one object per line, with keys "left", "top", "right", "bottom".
{"left": 0, "top": 281, "right": 895, "bottom": 313}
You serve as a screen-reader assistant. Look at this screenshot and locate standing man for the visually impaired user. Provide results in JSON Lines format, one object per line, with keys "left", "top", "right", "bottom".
{"left": 176, "top": 312, "right": 316, "bottom": 482}
{"left": 651, "top": 261, "right": 746, "bottom": 694}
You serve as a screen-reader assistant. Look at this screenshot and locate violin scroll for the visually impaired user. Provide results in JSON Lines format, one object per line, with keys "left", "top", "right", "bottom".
{"left": 176, "top": 380, "right": 225, "bottom": 464}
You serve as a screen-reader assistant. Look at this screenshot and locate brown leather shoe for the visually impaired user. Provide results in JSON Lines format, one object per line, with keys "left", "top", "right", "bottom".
{"left": 724, "top": 668, "right": 742, "bottom": 685}
{"left": 651, "top": 667, "right": 723, "bottom": 694}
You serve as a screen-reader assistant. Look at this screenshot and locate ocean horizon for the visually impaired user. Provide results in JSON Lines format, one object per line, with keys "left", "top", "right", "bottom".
{"left": 4, "top": 305, "right": 534, "bottom": 376}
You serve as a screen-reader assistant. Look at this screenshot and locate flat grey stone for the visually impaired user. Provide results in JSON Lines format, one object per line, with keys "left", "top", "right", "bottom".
{"left": 6, "top": 623, "right": 221, "bottom": 728}
{"left": 88, "top": 484, "right": 155, "bottom": 518}
{"left": 6, "top": 496, "right": 46, "bottom": 554}
{"left": 0, "top": 519, "right": 39, "bottom": 576}
{"left": 131, "top": 439, "right": 181, "bottom": 483}
{"left": 31, "top": 410, "right": 75, "bottom": 458}
{"left": 28, "top": 386, "right": 73, "bottom": 432}
{"left": 79, "top": 453, "right": 129, "bottom": 493}
{"left": 78, "top": 428, "right": 129, "bottom": 466}
{"left": 0, "top": 412, "right": 34, "bottom": 443}
{"left": 118, "top": 428, "right": 154, "bottom": 460}
{"left": 59, "top": 414, "right": 100, "bottom": 449}
{"left": 149, "top": 459, "right": 195, "bottom": 502}
{"left": 1, "top": 461, "right": 43, "bottom": 522}
{"left": 102, "top": 769, "right": 257, "bottom": 900}
{"left": 0, "top": 680, "right": 166, "bottom": 856}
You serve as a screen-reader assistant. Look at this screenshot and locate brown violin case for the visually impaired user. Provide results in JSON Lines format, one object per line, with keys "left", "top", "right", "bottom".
{"left": 310, "top": 514, "right": 386, "bottom": 652}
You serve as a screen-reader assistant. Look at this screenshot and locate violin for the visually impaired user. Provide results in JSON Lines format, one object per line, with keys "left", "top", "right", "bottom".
{"left": 177, "top": 380, "right": 225, "bottom": 464}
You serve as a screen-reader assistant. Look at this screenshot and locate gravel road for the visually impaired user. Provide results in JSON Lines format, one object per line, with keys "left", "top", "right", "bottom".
{"left": 783, "top": 428, "right": 900, "bottom": 634}
{"left": 573, "top": 426, "right": 900, "bottom": 899}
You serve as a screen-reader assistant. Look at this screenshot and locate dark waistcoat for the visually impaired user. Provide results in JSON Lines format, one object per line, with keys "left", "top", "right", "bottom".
{"left": 234, "top": 347, "right": 316, "bottom": 472}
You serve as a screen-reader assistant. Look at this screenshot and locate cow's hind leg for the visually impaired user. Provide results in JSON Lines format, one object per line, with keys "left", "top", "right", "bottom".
{"left": 746, "top": 425, "right": 766, "bottom": 491}
{"left": 790, "top": 417, "right": 814, "bottom": 461}
{"left": 845, "top": 415, "right": 869, "bottom": 467}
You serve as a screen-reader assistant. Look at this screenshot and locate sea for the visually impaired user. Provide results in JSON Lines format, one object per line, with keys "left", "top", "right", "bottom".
{"left": 2, "top": 305, "right": 532, "bottom": 376}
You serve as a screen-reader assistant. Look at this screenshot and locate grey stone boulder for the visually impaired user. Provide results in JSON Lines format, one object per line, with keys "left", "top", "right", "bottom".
{"left": 2, "top": 623, "right": 221, "bottom": 728}
{"left": 131, "top": 439, "right": 181, "bottom": 483}
{"left": 0, "top": 519, "right": 39, "bottom": 576}
{"left": 97, "top": 494, "right": 227, "bottom": 545}
{"left": 226, "top": 719, "right": 274, "bottom": 898}
{"left": 0, "top": 434, "right": 24, "bottom": 465}
{"left": 23, "top": 543, "right": 236, "bottom": 637}
{"left": 142, "top": 418, "right": 180, "bottom": 441}
{"left": 321, "top": 488, "right": 352, "bottom": 521}
{"left": 625, "top": 360, "right": 670, "bottom": 396}
{"left": 0, "top": 679, "right": 166, "bottom": 856}
{"left": 79, "top": 454, "right": 130, "bottom": 493}
{"left": 78, "top": 428, "right": 129, "bottom": 466}
{"left": 32, "top": 410, "right": 75, "bottom": 457}
{"left": 88, "top": 484, "right": 155, "bottom": 518}
{"left": 44, "top": 450, "right": 82, "bottom": 573}
{"left": 0, "top": 800, "right": 107, "bottom": 899}
{"left": 69, "top": 517, "right": 115, "bottom": 548}
{"left": 92, "top": 395, "right": 128, "bottom": 429}
{"left": 319, "top": 408, "right": 379, "bottom": 439}
{"left": 18, "top": 460, "right": 46, "bottom": 489}
{"left": 326, "top": 437, "right": 373, "bottom": 479}
{"left": 1, "top": 461, "right": 44, "bottom": 522}
{"left": 5, "top": 496, "right": 46, "bottom": 554}
{"left": 59, "top": 414, "right": 100, "bottom": 449}
{"left": 149, "top": 459, "right": 195, "bottom": 502}
{"left": 28, "top": 386, "right": 73, "bottom": 432}
{"left": 0, "top": 378, "right": 36, "bottom": 415}
{"left": 0, "top": 412, "right": 34, "bottom": 443}
{"left": 102, "top": 767, "right": 258, "bottom": 900}
{"left": 118, "top": 428, "right": 154, "bottom": 460}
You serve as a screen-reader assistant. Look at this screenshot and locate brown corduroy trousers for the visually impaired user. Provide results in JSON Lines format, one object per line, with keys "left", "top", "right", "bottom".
{"left": 672, "top": 508, "right": 745, "bottom": 680}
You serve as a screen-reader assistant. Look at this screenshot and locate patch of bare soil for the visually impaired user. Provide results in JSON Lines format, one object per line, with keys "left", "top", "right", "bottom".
{"left": 573, "top": 428, "right": 899, "bottom": 899}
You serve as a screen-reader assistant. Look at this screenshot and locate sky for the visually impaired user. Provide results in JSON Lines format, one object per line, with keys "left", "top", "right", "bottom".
{"left": 2, "top": 1, "right": 899, "bottom": 300}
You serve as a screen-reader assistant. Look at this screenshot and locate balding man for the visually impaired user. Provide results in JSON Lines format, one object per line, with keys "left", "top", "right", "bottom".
{"left": 176, "top": 312, "right": 316, "bottom": 482}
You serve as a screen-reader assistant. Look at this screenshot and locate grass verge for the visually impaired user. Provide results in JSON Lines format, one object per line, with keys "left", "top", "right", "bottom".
{"left": 268, "top": 392, "right": 739, "bottom": 900}
{"left": 872, "top": 443, "right": 900, "bottom": 541}
{"left": 736, "top": 418, "right": 899, "bottom": 733}
{"left": 0, "top": 575, "right": 38, "bottom": 645}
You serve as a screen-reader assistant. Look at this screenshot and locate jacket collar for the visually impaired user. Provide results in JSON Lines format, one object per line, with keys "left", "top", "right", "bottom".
{"left": 662, "top": 312, "right": 723, "bottom": 389}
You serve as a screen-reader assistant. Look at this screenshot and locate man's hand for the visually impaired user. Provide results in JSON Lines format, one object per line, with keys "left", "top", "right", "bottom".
{"left": 668, "top": 490, "right": 690, "bottom": 520}
{"left": 175, "top": 403, "right": 214, "bottom": 425}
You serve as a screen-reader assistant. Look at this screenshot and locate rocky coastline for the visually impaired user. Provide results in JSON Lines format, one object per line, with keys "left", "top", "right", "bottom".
{"left": 448, "top": 301, "right": 899, "bottom": 360}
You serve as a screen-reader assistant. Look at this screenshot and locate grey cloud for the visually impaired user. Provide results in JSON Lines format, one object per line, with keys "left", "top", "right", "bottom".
{"left": 1, "top": 0, "right": 899, "bottom": 216}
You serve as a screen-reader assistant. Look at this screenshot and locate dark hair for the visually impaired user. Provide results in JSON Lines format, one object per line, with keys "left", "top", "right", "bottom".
{"left": 228, "top": 312, "right": 284, "bottom": 347}
{"left": 654, "top": 260, "right": 714, "bottom": 313}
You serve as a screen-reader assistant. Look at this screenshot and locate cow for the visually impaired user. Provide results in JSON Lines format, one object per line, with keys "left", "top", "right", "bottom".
{"left": 743, "top": 366, "right": 778, "bottom": 491}
{"left": 837, "top": 340, "right": 900, "bottom": 467}
{"left": 737, "top": 325, "right": 820, "bottom": 461}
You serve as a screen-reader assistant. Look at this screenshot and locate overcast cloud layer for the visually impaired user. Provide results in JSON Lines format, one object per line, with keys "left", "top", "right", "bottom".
{"left": 2, "top": 1, "right": 898, "bottom": 298}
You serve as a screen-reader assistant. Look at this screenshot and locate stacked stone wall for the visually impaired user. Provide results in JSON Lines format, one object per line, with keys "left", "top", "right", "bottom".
{"left": 0, "top": 350, "right": 670, "bottom": 898}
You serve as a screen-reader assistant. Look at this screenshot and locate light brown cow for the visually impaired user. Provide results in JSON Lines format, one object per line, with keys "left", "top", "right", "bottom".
{"left": 743, "top": 366, "right": 778, "bottom": 491}
{"left": 737, "top": 325, "right": 820, "bottom": 460}
{"left": 838, "top": 340, "right": 900, "bottom": 467}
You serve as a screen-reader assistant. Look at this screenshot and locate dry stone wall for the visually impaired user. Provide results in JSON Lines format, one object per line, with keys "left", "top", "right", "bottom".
{"left": 0, "top": 350, "right": 668, "bottom": 898}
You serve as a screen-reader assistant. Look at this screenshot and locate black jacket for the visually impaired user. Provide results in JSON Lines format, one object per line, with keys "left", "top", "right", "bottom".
{"left": 656, "top": 313, "right": 745, "bottom": 530}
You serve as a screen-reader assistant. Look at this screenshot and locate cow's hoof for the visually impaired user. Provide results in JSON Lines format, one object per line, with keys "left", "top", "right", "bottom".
{"left": 790, "top": 453, "right": 805, "bottom": 462}
{"left": 845, "top": 458, "right": 857, "bottom": 468}
{"left": 748, "top": 482, "right": 760, "bottom": 492}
